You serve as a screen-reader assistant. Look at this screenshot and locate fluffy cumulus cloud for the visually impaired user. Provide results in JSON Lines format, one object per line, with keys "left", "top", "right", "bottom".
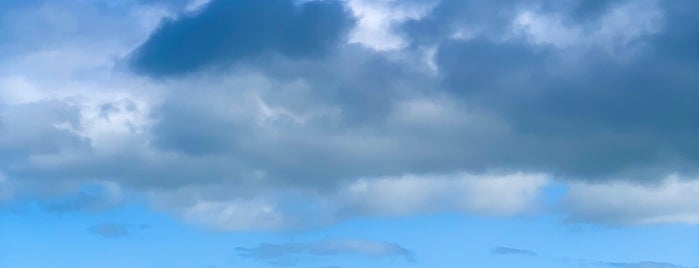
{"left": 2, "top": 0, "right": 699, "bottom": 230}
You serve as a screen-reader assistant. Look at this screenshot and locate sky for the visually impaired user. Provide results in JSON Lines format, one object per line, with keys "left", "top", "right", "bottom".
{"left": 1, "top": 0, "right": 698, "bottom": 267}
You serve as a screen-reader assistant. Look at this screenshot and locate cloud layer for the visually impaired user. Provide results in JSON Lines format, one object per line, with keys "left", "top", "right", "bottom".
{"left": 2, "top": 0, "right": 699, "bottom": 230}
{"left": 149, "top": 172, "right": 549, "bottom": 230}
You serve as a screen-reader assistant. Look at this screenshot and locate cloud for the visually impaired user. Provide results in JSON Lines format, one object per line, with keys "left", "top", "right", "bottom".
{"left": 128, "top": 0, "right": 355, "bottom": 77}
{"left": 10, "top": 179, "right": 124, "bottom": 214}
{"left": 338, "top": 172, "right": 550, "bottom": 217}
{"left": 491, "top": 246, "right": 537, "bottom": 257}
{"left": 345, "top": 0, "right": 436, "bottom": 51}
{"left": 405, "top": 0, "right": 699, "bottom": 181}
{"left": 603, "top": 261, "right": 697, "bottom": 268}
{"left": 0, "top": 100, "right": 86, "bottom": 159}
{"left": 41, "top": 191, "right": 119, "bottom": 213}
{"left": 488, "top": 247, "right": 696, "bottom": 268}
{"left": 2, "top": 0, "right": 699, "bottom": 232}
{"left": 563, "top": 174, "right": 699, "bottom": 225}
{"left": 236, "top": 239, "right": 414, "bottom": 266}
{"left": 511, "top": 1, "right": 663, "bottom": 51}
{"left": 150, "top": 172, "right": 550, "bottom": 231}
{"left": 0, "top": 172, "right": 12, "bottom": 203}
{"left": 88, "top": 222, "right": 149, "bottom": 238}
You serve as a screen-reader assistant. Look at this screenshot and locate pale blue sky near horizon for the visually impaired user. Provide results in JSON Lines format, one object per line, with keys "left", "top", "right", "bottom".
{"left": 2, "top": 187, "right": 698, "bottom": 268}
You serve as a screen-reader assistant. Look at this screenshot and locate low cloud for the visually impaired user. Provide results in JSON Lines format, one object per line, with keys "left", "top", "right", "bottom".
{"left": 236, "top": 239, "right": 414, "bottom": 266}
{"left": 88, "top": 222, "right": 150, "bottom": 238}
{"left": 564, "top": 175, "right": 699, "bottom": 225}
{"left": 151, "top": 172, "right": 551, "bottom": 231}
{"left": 491, "top": 246, "right": 537, "bottom": 257}
{"left": 489, "top": 247, "right": 696, "bottom": 268}
{"left": 37, "top": 182, "right": 123, "bottom": 213}
{"left": 603, "top": 261, "right": 697, "bottom": 268}
{"left": 340, "top": 172, "right": 549, "bottom": 217}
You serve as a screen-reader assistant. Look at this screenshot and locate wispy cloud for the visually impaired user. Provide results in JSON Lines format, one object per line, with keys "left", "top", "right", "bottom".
{"left": 491, "top": 246, "right": 537, "bottom": 257}
{"left": 236, "top": 239, "right": 414, "bottom": 266}
{"left": 603, "top": 261, "right": 698, "bottom": 268}
{"left": 88, "top": 222, "right": 150, "bottom": 238}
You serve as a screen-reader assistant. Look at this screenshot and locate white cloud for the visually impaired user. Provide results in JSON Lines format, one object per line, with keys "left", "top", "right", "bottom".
{"left": 0, "top": 76, "right": 46, "bottom": 105}
{"left": 346, "top": 0, "right": 436, "bottom": 51}
{"left": 185, "top": 0, "right": 211, "bottom": 12}
{"left": 0, "top": 63, "right": 160, "bottom": 155}
{"left": 173, "top": 199, "right": 287, "bottom": 231}
{"left": 564, "top": 174, "right": 699, "bottom": 225}
{"left": 512, "top": 0, "right": 663, "bottom": 54}
{"left": 72, "top": 96, "right": 154, "bottom": 152}
{"left": 341, "top": 172, "right": 551, "bottom": 216}
{"left": 513, "top": 11, "right": 581, "bottom": 48}
{"left": 595, "top": 0, "right": 663, "bottom": 51}
{"left": 151, "top": 172, "right": 551, "bottom": 231}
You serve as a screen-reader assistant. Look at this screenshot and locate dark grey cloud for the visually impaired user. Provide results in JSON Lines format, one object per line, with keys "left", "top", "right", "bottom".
{"left": 236, "top": 239, "right": 414, "bottom": 266}
{"left": 491, "top": 246, "right": 537, "bottom": 257}
{"left": 88, "top": 222, "right": 150, "bottom": 238}
{"left": 144, "top": 46, "right": 445, "bottom": 189}
{"left": 151, "top": 95, "right": 240, "bottom": 155}
{"left": 570, "top": 0, "right": 618, "bottom": 19}
{"left": 128, "top": 0, "right": 355, "bottom": 77}
{"left": 401, "top": 0, "right": 525, "bottom": 46}
{"left": 136, "top": 0, "right": 192, "bottom": 10}
{"left": 140, "top": 0, "right": 699, "bottom": 191}
{"left": 403, "top": 0, "right": 699, "bottom": 181}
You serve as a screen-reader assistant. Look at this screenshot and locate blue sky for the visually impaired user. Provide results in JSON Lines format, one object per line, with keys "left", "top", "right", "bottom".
{"left": 1, "top": 0, "right": 699, "bottom": 267}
